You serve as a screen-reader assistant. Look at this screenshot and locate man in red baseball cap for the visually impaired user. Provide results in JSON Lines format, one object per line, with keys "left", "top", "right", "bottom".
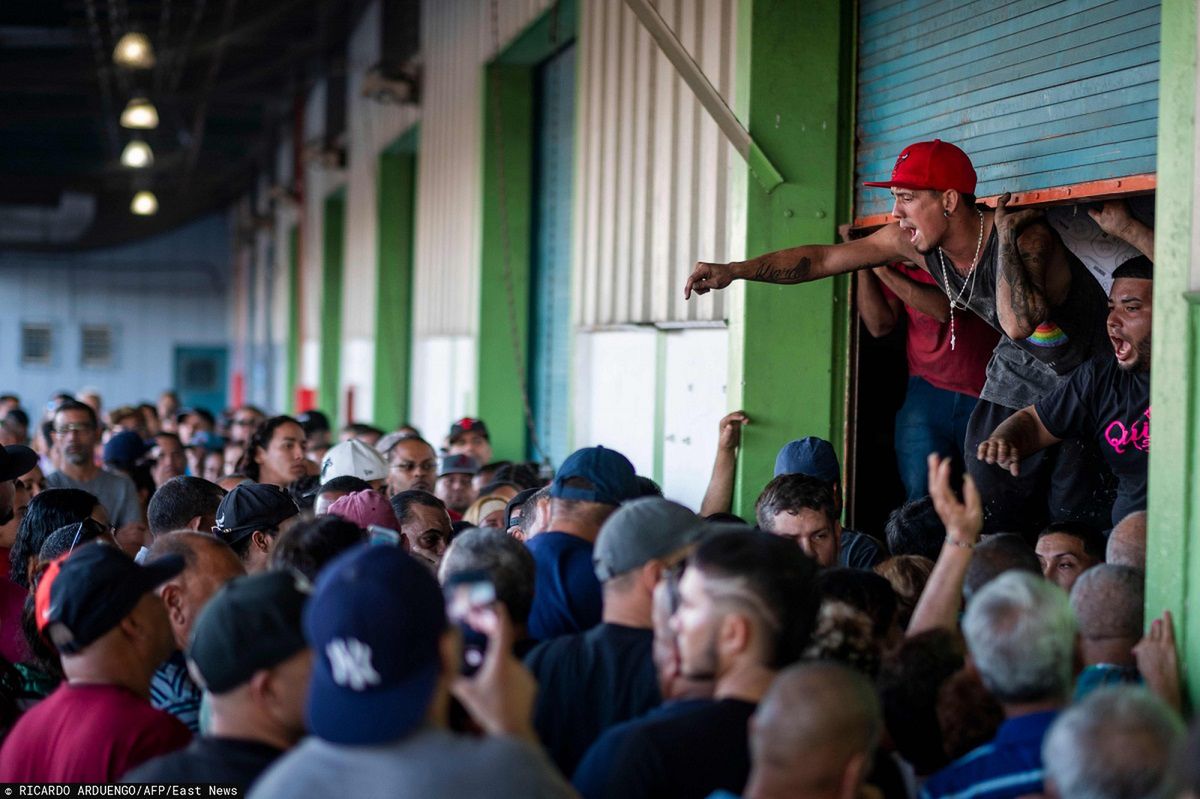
{"left": 684, "top": 139, "right": 1115, "bottom": 534}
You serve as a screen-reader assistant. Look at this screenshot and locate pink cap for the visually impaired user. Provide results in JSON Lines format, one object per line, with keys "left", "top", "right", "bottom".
{"left": 327, "top": 490, "right": 399, "bottom": 531}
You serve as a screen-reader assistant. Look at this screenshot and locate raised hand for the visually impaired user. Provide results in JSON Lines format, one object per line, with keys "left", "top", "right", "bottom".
{"left": 1087, "top": 200, "right": 1138, "bottom": 240}
{"left": 717, "top": 411, "right": 749, "bottom": 452}
{"left": 927, "top": 453, "right": 982, "bottom": 545}
{"left": 994, "top": 192, "right": 1043, "bottom": 241}
{"left": 1133, "top": 609, "right": 1183, "bottom": 712}
{"left": 684, "top": 261, "right": 734, "bottom": 299}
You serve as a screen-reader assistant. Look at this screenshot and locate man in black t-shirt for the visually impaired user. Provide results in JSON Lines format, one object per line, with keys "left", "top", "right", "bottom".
{"left": 572, "top": 530, "right": 820, "bottom": 799}
{"left": 977, "top": 256, "right": 1154, "bottom": 526}
{"left": 124, "top": 571, "right": 311, "bottom": 789}
{"left": 526, "top": 498, "right": 708, "bottom": 777}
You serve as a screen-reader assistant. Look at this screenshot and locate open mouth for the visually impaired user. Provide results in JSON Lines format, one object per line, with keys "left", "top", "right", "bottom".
{"left": 1111, "top": 335, "right": 1133, "bottom": 362}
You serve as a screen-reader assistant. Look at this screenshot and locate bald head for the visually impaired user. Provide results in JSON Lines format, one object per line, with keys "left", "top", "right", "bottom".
{"left": 150, "top": 531, "right": 245, "bottom": 650}
{"left": 1071, "top": 565, "right": 1144, "bottom": 641}
{"left": 746, "top": 662, "right": 881, "bottom": 799}
{"left": 1107, "top": 511, "right": 1146, "bottom": 572}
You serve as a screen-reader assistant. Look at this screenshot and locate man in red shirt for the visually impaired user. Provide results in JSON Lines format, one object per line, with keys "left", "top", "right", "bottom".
{"left": 858, "top": 263, "right": 999, "bottom": 499}
{"left": 0, "top": 542, "right": 192, "bottom": 781}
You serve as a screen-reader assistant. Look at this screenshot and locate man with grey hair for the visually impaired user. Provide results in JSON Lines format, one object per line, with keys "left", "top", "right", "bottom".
{"left": 526, "top": 497, "right": 707, "bottom": 777}
{"left": 1042, "top": 687, "right": 1183, "bottom": 799}
{"left": 921, "top": 570, "right": 1076, "bottom": 799}
{"left": 1107, "top": 510, "right": 1147, "bottom": 571}
{"left": 438, "top": 527, "right": 536, "bottom": 651}
{"left": 743, "top": 662, "right": 881, "bottom": 799}
{"left": 1070, "top": 565, "right": 1144, "bottom": 699}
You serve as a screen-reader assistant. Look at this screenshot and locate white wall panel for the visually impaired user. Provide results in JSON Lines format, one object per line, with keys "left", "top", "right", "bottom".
{"left": 573, "top": 329, "right": 659, "bottom": 477}
{"left": 661, "top": 327, "right": 728, "bottom": 510}
{"left": 410, "top": 335, "right": 476, "bottom": 447}
{"left": 575, "top": 0, "right": 743, "bottom": 327}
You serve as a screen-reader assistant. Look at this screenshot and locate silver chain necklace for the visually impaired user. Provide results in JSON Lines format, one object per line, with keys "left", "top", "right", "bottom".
{"left": 937, "top": 208, "right": 985, "bottom": 350}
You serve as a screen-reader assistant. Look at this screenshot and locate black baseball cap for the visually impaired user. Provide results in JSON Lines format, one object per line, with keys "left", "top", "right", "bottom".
{"left": 35, "top": 542, "right": 184, "bottom": 653}
{"left": 0, "top": 445, "right": 37, "bottom": 481}
{"left": 448, "top": 417, "right": 489, "bottom": 444}
{"left": 188, "top": 571, "right": 311, "bottom": 694}
{"left": 214, "top": 483, "right": 300, "bottom": 546}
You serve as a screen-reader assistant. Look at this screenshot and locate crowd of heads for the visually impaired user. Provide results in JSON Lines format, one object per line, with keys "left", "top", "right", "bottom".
{"left": 0, "top": 387, "right": 1186, "bottom": 799}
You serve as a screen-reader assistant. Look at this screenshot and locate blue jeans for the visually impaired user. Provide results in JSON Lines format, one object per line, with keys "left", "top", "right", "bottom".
{"left": 894, "top": 376, "right": 978, "bottom": 500}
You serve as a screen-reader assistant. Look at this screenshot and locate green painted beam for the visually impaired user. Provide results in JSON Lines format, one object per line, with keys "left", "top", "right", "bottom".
{"left": 286, "top": 226, "right": 300, "bottom": 413}
{"left": 374, "top": 131, "right": 419, "bottom": 431}
{"left": 728, "top": 0, "right": 854, "bottom": 519}
{"left": 319, "top": 191, "right": 346, "bottom": 421}
{"left": 477, "top": 63, "right": 535, "bottom": 462}
{"left": 1146, "top": 0, "right": 1197, "bottom": 704}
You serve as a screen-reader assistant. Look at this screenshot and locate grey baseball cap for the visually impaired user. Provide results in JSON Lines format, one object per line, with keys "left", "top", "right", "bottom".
{"left": 593, "top": 498, "right": 707, "bottom": 581}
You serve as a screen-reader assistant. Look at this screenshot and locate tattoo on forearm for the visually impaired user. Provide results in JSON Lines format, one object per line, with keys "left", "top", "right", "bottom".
{"left": 751, "top": 258, "right": 812, "bottom": 284}
{"left": 999, "top": 234, "right": 1047, "bottom": 329}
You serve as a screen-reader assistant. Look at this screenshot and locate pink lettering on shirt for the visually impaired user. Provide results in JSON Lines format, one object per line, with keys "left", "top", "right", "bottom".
{"left": 1104, "top": 407, "right": 1150, "bottom": 455}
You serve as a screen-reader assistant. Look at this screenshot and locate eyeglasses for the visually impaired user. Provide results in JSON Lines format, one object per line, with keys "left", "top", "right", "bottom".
{"left": 54, "top": 423, "right": 96, "bottom": 435}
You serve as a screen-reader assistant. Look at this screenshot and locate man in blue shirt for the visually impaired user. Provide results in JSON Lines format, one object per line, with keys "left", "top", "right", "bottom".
{"left": 920, "top": 571, "right": 1076, "bottom": 799}
{"left": 525, "top": 446, "right": 640, "bottom": 641}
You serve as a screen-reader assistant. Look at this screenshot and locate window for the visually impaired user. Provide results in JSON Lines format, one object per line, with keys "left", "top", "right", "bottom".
{"left": 80, "top": 325, "right": 113, "bottom": 368}
{"left": 20, "top": 324, "right": 52, "bottom": 366}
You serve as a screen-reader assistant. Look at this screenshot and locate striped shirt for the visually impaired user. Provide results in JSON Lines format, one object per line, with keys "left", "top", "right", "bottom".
{"left": 150, "top": 650, "right": 202, "bottom": 733}
{"left": 919, "top": 711, "right": 1058, "bottom": 799}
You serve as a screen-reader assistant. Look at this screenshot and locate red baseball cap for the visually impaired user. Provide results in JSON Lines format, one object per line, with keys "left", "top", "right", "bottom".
{"left": 863, "top": 139, "right": 977, "bottom": 195}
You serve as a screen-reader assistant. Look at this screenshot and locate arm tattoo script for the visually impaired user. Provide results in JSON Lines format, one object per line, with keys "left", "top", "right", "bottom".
{"left": 999, "top": 233, "right": 1048, "bottom": 332}
{"left": 750, "top": 257, "right": 812, "bottom": 284}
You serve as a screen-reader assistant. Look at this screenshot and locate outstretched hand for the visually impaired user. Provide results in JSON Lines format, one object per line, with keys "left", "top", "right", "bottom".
{"left": 994, "top": 192, "right": 1043, "bottom": 240}
{"left": 927, "top": 453, "right": 982, "bottom": 545}
{"left": 684, "top": 261, "right": 733, "bottom": 299}
{"left": 976, "top": 435, "right": 1022, "bottom": 477}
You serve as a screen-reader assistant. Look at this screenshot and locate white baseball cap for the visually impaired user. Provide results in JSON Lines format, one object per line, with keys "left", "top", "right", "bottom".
{"left": 321, "top": 439, "right": 388, "bottom": 484}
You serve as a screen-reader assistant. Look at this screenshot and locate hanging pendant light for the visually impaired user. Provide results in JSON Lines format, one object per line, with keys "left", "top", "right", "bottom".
{"left": 113, "top": 33, "right": 156, "bottom": 69}
{"left": 120, "top": 140, "right": 154, "bottom": 168}
{"left": 131, "top": 191, "right": 158, "bottom": 216}
{"left": 120, "top": 98, "right": 159, "bottom": 130}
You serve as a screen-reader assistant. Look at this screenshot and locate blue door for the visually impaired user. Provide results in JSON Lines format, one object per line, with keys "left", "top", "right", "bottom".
{"left": 529, "top": 43, "right": 576, "bottom": 466}
{"left": 174, "top": 346, "right": 228, "bottom": 416}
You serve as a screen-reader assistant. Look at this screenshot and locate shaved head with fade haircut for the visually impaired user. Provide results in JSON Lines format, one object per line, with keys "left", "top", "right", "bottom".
{"left": 745, "top": 661, "right": 882, "bottom": 799}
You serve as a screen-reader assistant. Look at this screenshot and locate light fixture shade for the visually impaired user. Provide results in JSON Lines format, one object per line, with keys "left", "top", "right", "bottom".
{"left": 120, "top": 98, "right": 159, "bottom": 130}
{"left": 120, "top": 140, "right": 154, "bottom": 168}
{"left": 113, "top": 32, "right": 155, "bottom": 69}
{"left": 131, "top": 191, "right": 158, "bottom": 216}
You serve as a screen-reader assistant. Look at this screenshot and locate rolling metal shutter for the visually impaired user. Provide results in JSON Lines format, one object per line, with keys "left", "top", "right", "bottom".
{"left": 855, "top": 0, "right": 1160, "bottom": 220}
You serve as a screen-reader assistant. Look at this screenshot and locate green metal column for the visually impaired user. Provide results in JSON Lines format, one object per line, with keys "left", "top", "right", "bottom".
{"left": 1146, "top": 0, "right": 1197, "bottom": 704}
{"left": 374, "top": 131, "right": 419, "bottom": 431}
{"left": 319, "top": 191, "right": 346, "bottom": 420}
{"left": 727, "top": 0, "right": 855, "bottom": 518}
{"left": 478, "top": 63, "right": 535, "bottom": 462}
{"left": 286, "top": 226, "right": 300, "bottom": 413}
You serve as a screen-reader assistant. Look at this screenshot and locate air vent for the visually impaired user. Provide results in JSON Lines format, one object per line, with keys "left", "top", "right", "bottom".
{"left": 20, "top": 324, "right": 52, "bottom": 365}
{"left": 80, "top": 325, "right": 113, "bottom": 368}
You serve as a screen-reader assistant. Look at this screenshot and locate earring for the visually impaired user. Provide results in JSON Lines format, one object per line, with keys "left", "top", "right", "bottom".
{"left": 943, "top": 210, "right": 950, "bottom": 218}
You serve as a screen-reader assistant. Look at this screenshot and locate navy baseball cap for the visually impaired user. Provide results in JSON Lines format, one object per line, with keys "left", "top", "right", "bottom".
{"left": 102, "top": 431, "right": 150, "bottom": 471}
{"left": 304, "top": 544, "right": 448, "bottom": 745}
{"left": 774, "top": 437, "right": 841, "bottom": 484}
{"left": 448, "top": 417, "right": 489, "bottom": 443}
{"left": 550, "top": 446, "right": 639, "bottom": 506}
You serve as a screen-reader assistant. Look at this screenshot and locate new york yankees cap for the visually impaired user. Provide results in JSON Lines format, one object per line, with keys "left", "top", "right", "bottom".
{"left": 187, "top": 571, "right": 311, "bottom": 694}
{"left": 304, "top": 543, "right": 447, "bottom": 745}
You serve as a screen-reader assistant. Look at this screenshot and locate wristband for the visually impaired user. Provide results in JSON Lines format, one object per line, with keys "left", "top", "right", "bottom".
{"left": 945, "top": 536, "right": 976, "bottom": 550}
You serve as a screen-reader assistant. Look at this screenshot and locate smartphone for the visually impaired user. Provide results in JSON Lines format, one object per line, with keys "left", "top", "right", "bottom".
{"left": 444, "top": 570, "right": 497, "bottom": 675}
{"left": 367, "top": 524, "right": 401, "bottom": 546}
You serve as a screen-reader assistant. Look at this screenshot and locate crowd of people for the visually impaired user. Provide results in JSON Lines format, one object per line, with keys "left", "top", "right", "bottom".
{"left": 0, "top": 137, "right": 1185, "bottom": 799}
